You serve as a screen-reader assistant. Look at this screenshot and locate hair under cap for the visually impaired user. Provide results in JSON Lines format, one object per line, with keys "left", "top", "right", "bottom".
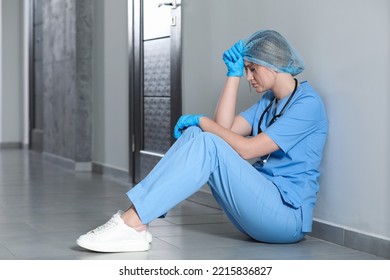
{"left": 243, "top": 30, "right": 305, "bottom": 76}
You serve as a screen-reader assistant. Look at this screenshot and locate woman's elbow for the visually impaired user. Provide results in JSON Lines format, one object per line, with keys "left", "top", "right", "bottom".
{"left": 237, "top": 149, "right": 257, "bottom": 160}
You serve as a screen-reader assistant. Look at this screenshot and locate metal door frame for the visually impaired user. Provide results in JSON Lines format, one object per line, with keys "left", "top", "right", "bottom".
{"left": 28, "top": 0, "right": 35, "bottom": 149}
{"left": 128, "top": 0, "right": 182, "bottom": 183}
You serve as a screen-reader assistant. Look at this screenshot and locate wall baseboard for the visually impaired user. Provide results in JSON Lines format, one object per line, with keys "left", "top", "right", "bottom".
{"left": 310, "top": 220, "right": 389, "bottom": 259}
{"left": 0, "top": 142, "right": 24, "bottom": 149}
{"left": 92, "top": 162, "right": 132, "bottom": 187}
{"left": 40, "top": 152, "right": 132, "bottom": 184}
{"left": 38, "top": 151, "right": 133, "bottom": 195}
{"left": 42, "top": 152, "right": 92, "bottom": 172}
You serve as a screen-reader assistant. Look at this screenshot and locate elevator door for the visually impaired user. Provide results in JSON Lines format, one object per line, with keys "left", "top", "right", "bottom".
{"left": 130, "top": 0, "right": 182, "bottom": 182}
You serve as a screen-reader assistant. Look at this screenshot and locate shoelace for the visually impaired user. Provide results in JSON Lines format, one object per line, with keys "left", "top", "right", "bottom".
{"left": 91, "top": 217, "right": 119, "bottom": 234}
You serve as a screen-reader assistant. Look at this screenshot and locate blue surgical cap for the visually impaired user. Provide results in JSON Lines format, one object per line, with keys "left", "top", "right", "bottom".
{"left": 243, "top": 30, "right": 305, "bottom": 76}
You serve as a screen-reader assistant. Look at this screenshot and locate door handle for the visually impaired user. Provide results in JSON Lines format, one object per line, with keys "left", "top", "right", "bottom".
{"left": 158, "top": 0, "right": 181, "bottom": 9}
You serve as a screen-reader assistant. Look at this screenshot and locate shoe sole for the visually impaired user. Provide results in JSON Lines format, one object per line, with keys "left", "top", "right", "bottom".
{"left": 76, "top": 239, "right": 150, "bottom": 253}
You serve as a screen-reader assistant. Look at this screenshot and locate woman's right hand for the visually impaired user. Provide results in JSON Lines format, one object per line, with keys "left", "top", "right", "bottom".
{"left": 173, "top": 114, "right": 206, "bottom": 139}
{"left": 222, "top": 40, "right": 245, "bottom": 77}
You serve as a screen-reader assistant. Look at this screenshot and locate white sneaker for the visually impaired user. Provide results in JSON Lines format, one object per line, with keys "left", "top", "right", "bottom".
{"left": 76, "top": 210, "right": 152, "bottom": 253}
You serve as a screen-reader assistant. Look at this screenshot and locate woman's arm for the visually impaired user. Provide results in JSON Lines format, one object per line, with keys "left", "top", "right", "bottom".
{"left": 199, "top": 116, "right": 279, "bottom": 160}
{"left": 215, "top": 40, "right": 247, "bottom": 132}
{"left": 213, "top": 77, "right": 252, "bottom": 136}
{"left": 214, "top": 77, "right": 240, "bottom": 129}
{"left": 210, "top": 74, "right": 275, "bottom": 158}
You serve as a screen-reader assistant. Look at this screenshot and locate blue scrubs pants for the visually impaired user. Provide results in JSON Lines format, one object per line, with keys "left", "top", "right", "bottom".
{"left": 127, "top": 127, "right": 304, "bottom": 243}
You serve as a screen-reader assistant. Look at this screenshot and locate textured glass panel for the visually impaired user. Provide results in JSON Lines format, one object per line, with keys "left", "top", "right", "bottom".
{"left": 144, "top": 38, "right": 170, "bottom": 97}
{"left": 143, "top": 97, "right": 171, "bottom": 153}
{"left": 140, "top": 153, "right": 162, "bottom": 181}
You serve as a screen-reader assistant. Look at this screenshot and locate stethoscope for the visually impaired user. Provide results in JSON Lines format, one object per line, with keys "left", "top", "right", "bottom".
{"left": 257, "top": 78, "right": 298, "bottom": 164}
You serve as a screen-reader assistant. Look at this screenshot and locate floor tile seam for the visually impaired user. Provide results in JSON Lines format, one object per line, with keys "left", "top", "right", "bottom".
{"left": 150, "top": 228, "right": 243, "bottom": 238}
{"left": 0, "top": 221, "right": 40, "bottom": 229}
{"left": 0, "top": 229, "right": 41, "bottom": 241}
{"left": 150, "top": 241, "right": 368, "bottom": 257}
{"left": 154, "top": 241, "right": 262, "bottom": 250}
{"left": 15, "top": 256, "right": 79, "bottom": 260}
{"left": 23, "top": 227, "right": 92, "bottom": 236}
{"left": 4, "top": 243, "right": 88, "bottom": 258}
{"left": 149, "top": 223, "right": 235, "bottom": 229}
{"left": 166, "top": 210, "right": 225, "bottom": 214}
{"left": 157, "top": 232, "right": 254, "bottom": 241}
{"left": 186, "top": 199, "right": 222, "bottom": 211}
{"left": 275, "top": 245, "right": 367, "bottom": 257}
{"left": 166, "top": 212, "right": 225, "bottom": 218}
{"left": 312, "top": 237, "right": 362, "bottom": 251}
{"left": 268, "top": 250, "right": 383, "bottom": 260}
{"left": 149, "top": 222, "right": 181, "bottom": 228}
{"left": 148, "top": 220, "right": 179, "bottom": 227}
{"left": 164, "top": 213, "right": 229, "bottom": 220}
{"left": 149, "top": 216, "right": 193, "bottom": 227}
{"left": 25, "top": 222, "right": 49, "bottom": 233}
{"left": 152, "top": 237, "right": 182, "bottom": 250}
{"left": 0, "top": 244, "right": 18, "bottom": 259}
{"left": 150, "top": 233, "right": 238, "bottom": 239}
{"left": 6, "top": 251, "right": 83, "bottom": 259}
{"left": 164, "top": 221, "right": 232, "bottom": 226}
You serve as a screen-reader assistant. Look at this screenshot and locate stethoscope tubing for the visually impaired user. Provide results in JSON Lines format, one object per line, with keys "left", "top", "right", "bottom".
{"left": 257, "top": 78, "right": 298, "bottom": 164}
{"left": 257, "top": 78, "right": 298, "bottom": 135}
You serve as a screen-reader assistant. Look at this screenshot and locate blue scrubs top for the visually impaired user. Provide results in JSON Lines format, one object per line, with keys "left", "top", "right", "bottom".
{"left": 240, "top": 81, "right": 328, "bottom": 232}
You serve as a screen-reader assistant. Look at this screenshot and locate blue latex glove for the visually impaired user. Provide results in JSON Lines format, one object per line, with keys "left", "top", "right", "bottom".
{"left": 222, "top": 40, "right": 245, "bottom": 77}
{"left": 173, "top": 114, "right": 205, "bottom": 139}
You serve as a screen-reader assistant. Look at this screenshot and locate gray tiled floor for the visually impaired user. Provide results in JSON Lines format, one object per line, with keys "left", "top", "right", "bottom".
{"left": 0, "top": 149, "right": 384, "bottom": 260}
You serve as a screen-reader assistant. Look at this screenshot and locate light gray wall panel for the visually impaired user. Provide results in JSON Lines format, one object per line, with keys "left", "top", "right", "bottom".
{"left": 91, "top": 0, "right": 129, "bottom": 171}
{"left": 0, "top": 0, "right": 23, "bottom": 144}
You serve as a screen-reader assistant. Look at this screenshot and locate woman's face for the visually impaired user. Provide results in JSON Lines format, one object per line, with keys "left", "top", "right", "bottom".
{"left": 244, "top": 62, "right": 276, "bottom": 93}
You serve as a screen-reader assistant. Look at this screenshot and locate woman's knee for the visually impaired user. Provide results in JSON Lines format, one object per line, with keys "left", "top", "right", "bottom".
{"left": 182, "top": 127, "right": 222, "bottom": 142}
{"left": 198, "top": 131, "right": 226, "bottom": 146}
{"left": 182, "top": 126, "right": 203, "bottom": 137}
{"left": 182, "top": 128, "right": 223, "bottom": 149}
{"left": 185, "top": 126, "right": 202, "bottom": 133}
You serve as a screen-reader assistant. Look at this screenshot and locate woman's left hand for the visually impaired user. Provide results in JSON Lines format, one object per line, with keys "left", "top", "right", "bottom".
{"left": 173, "top": 114, "right": 205, "bottom": 139}
{"left": 222, "top": 40, "right": 245, "bottom": 77}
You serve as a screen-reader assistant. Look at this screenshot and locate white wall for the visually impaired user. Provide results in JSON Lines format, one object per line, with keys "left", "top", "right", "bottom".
{"left": 0, "top": 0, "right": 2, "bottom": 142}
{"left": 182, "top": 0, "right": 390, "bottom": 240}
{"left": 92, "top": 0, "right": 129, "bottom": 171}
{"left": 0, "top": 0, "right": 24, "bottom": 145}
